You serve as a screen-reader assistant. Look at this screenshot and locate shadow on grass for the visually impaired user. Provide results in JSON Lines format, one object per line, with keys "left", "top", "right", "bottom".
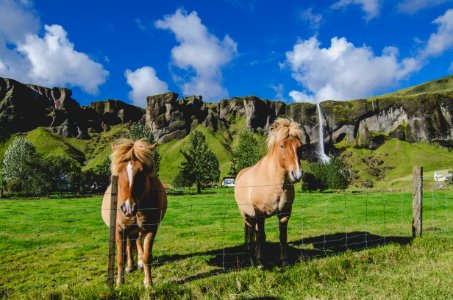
{"left": 153, "top": 231, "right": 412, "bottom": 284}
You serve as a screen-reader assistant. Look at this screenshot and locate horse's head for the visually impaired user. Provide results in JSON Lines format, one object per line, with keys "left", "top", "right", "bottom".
{"left": 277, "top": 136, "right": 303, "bottom": 182}
{"left": 267, "top": 118, "right": 304, "bottom": 183}
{"left": 111, "top": 139, "right": 156, "bottom": 218}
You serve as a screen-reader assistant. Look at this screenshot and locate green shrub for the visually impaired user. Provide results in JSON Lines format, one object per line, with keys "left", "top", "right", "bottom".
{"left": 303, "top": 156, "right": 350, "bottom": 191}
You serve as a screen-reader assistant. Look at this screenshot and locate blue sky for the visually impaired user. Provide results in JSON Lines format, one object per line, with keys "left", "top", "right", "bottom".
{"left": 0, "top": 0, "right": 452, "bottom": 106}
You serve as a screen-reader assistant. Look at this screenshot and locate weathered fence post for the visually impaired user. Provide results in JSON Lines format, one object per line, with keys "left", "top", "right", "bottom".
{"left": 412, "top": 166, "right": 423, "bottom": 238}
{"left": 107, "top": 176, "right": 118, "bottom": 287}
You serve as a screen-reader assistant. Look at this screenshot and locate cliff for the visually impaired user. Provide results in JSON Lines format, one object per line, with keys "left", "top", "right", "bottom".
{"left": 0, "top": 78, "right": 144, "bottom": 139}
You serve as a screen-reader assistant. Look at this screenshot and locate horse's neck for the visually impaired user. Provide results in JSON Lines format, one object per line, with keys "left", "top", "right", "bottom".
{"left": 259, "top": 153, "right": 288, "bottom": 183}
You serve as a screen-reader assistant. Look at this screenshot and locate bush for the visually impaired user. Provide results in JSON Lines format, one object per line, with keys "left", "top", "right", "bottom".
{"left": 302, "top": 156, "right": 350, "bottom": 191}
{"left": 44, "top": 155, "right": 82, "bottom": 193}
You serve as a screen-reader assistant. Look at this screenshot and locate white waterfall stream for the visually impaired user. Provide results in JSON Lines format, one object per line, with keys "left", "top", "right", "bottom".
{"left": 316, "top": 103, "right": 330, "bottom": 163}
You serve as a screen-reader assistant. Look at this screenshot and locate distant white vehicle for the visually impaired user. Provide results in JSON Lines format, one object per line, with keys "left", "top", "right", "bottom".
{"left": 221, "top": 177, "right": 235, "bottom": 187}
{"left": 434, "top": 170, "right": 452, "bottom": 182}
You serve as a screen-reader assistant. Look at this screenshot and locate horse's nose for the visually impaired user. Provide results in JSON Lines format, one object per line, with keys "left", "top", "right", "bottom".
{"left": 291, "top": 169, "right": 303, "bottom": 182}
{"left": 120, "top": 200, "right": 137, "bottom": 217}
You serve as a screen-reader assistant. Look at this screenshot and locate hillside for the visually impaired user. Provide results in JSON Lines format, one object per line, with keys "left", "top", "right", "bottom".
{"left": 370, "top": 75, "right": 453, "bottom": 98}
{"left": 1, "top": 76, "right": 453, "bottom": 187}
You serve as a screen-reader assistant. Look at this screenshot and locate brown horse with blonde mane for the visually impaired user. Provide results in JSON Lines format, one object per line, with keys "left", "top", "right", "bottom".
{"left": 234, "top": 118, "right": 303, "bottom": 268}
{"left": 101, "top": 138, "right": 167, "bottom": 288}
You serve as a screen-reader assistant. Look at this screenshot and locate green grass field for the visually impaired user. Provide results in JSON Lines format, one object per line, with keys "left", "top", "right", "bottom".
{"left": 0, "top": 185, "right": 451, "bottom": 299}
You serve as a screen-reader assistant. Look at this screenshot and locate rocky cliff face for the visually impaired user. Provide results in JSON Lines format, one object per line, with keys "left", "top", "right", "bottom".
{"left": 0, "top": 77, "right": 145, "bottom": 139}
{"left": 147, "top": 91, "right": 453, "bottom": 156}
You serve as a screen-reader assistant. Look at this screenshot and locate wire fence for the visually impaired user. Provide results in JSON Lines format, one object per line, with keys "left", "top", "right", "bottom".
{"left": 0, "top": 176, "right": 451, "bottom": 295}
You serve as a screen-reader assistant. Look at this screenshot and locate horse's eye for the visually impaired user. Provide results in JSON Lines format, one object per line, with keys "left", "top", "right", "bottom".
{"left": 280, "top": 144, "right": 285, "bottom": 149}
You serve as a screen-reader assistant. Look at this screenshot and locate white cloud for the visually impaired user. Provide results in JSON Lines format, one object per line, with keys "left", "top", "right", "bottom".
{"left": 125, "top": 66, "right": 168, "bottom": 107}
{"left": 0, "top": 1, "right": 108, "bottom": 94}
{"left": 332, "top": 0, "right": 381, "bottom": 21}
{"left": 155, "top": 9, "right": 237, "bottom": 101}
{"left": 285, "top": 36, "right": 419, "bottom": 102}
{"left": 299, "top": 8, "right": 323, "bottom": 31}
{"left": 421, "top": 9, "right": 453, "bottom": 58}
{"left": 0, "top": 0, "right": 39, "bottom": 43}
{"left": 16, "top": 25, "right": 108, "bottom": 94}
{"left": 397, "top": 0, "right": 450, "bottom": 14}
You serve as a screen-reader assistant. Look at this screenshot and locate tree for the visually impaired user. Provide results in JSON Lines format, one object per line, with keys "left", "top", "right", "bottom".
{"left": 44, "top": 155, "right": 82, "bottom": 193}
{"left": 1, "top": 138, "right": 51, "bottom": 196}
{"left": 229, "top": 131, "right": 262, "bottom": 177}
{"left": 128, "top": 124, "right": 160, "bottom": 174}
{"left": 180, "top": 131, "right": 220, "bottom": 193}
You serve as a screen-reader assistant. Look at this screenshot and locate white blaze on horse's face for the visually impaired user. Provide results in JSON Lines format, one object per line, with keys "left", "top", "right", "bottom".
{"left": 290, "top": 144, "right": 303, "bottom": 182}
{"left": 121, "top": 162, "right": 134, "bottom": 216}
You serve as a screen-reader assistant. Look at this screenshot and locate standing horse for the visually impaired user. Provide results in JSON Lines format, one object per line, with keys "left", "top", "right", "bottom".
{"left": 102, "top": 139, "right": 167, "bottom": 288}
{"left": 234, "top": 118, "right": 303, "bottom": 267}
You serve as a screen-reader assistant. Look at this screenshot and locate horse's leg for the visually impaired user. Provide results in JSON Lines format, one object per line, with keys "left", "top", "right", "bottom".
{"left": 136, "top": 232, "right": 144, "bottom": 270}
{"left": 142, "top": 227, "right": 157, "bottom": 288}
{"left": 255, "top": 217, "right": 266, "bottom": 269}
{"left": 279, "top": 215, "right": 290, "bottom": 267}
{"left": 116, "top": 230, "right": 127, "bottom": 287}
{"left": 125, "top": 232, "right": 138, "bottom": 273}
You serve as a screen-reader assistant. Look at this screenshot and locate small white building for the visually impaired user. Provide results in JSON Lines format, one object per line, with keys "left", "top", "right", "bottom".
{"left": 434, "top": 170, "right": 452, "bottom": 182}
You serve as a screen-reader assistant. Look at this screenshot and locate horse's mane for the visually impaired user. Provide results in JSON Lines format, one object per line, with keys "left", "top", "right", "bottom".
{"left": 266, "top": 118, "right": 303, "bottom": 149}
{"left": 111, "top": 138, "right": 154, "bottom": 175}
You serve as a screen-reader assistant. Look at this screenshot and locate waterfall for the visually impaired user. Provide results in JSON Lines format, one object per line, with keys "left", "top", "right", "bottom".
{"left": 316, "top": 103, "right": 330, "bottom": 163}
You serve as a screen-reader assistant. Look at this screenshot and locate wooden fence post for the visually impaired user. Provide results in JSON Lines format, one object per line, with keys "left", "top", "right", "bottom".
{"left": 412, "top": 166, "right": 423, "bottom": 238}
{"left": 107, "top": 176, "right": 118, "bottom": 287}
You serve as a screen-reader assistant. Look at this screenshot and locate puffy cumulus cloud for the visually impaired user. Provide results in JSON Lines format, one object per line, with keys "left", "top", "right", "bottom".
{"left": 0, "top": 1, "right": 108, "bottom": 94}
{"left": 0, "top": 0, "right": 39, "bottom": 43}
{"left": 284, "top": 36, "right": 418, "bottom": 102}
{"left": 155, "top": 9, "right": 237, "bottom": 101}
{"left": 397, "top": 0, "right": 450, "bottom": 14}
{"left": 125, "top": 66, "right": 168, "bottom": 107}
{"left": 17, "top": 25, "right": 108, "bottom": 94}
{"left": 299, "top": 8, "right": 323, "bottom": 31}
{"left": 332, "top": 0, "right": 381, "bottom": 21}
{"left": 421, "top": 9, "right": 453, "bottom": 58}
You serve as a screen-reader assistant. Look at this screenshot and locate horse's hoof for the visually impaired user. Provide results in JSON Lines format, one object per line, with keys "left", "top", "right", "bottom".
{"left": 257, "top": 264, "right": 264, "bottom": 270}
{"left": 125, "top": 266, "right": 137, "bottom": 274}
{"left": 144, "top": 279, "right": 152, "bottom": 289}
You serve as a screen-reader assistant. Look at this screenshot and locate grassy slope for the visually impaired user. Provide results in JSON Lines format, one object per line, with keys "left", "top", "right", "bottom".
{"left": 369, "top": 75, "right": 453, "bottom": 99}
{"left": 158, "top": 126, "right": 233, "bottom": 185}
{"left": 340, "top": 138, "right": 453, "bottom": 187}
{"left": 0, "top": 128, "right": 88, "bottom": 166}
{"left": 0, "top": 190, "right": 451, "bottom": 299}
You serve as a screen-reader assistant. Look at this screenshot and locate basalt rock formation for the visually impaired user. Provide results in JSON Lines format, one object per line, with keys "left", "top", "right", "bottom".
{"left": 0, "top": 77, "right": 144, "bottom": 139}
{"left": 146, "top": 91, "right": 453, "bottom": 155}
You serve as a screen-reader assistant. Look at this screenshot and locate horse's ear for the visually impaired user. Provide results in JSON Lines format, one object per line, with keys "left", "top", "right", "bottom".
{"left": 149, "top": 143, "right": 157, "bottom": 151}
{"left": 111, "top": 143, "right": 116, "bottom": 150}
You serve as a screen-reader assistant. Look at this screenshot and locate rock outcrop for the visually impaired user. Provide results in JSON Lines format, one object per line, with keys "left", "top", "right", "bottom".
{"left": 0, "top": 77, "right": 145, "bottom": 139}
{"left": 146, "top": 91, "right": 453, "bottom": 153}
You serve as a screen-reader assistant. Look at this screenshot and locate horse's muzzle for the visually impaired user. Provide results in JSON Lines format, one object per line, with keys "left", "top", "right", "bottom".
{"left": 120, "top": 201, "right": 137, "bottom": 217}
{"left": 290, "top": 169, "right": 303, "bottom": 182}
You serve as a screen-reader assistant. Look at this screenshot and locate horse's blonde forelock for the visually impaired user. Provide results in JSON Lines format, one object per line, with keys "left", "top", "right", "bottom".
{"left": 266, "top": 118, "right": 303, "bottom": 149}
{"left": 111, "top": 138, "right": 154, "bottom": 175}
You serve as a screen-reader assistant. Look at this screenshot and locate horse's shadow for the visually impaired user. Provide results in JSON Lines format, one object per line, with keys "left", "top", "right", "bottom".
{"left": 152, "top": 231, "right": 412, "bottom": 284}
